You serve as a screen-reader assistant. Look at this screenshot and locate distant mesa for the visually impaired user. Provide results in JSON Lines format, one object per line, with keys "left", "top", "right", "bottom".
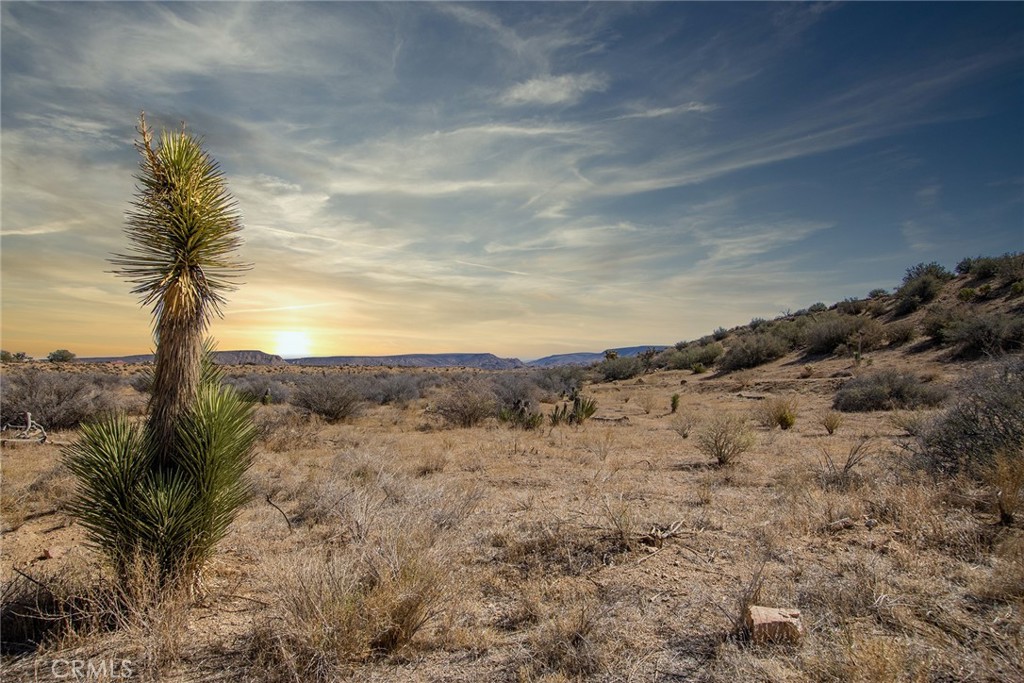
{"left": 80, "top": 350, "right": 288, "bottom": 366}
{"left": 527, "top": 345, "right": 668, "bottom": 367}
{"left": 77, "top": 346, "right": 667, "bottom": 369}
{"left": 287, "top": 353, "right": 525, "bottom": 370}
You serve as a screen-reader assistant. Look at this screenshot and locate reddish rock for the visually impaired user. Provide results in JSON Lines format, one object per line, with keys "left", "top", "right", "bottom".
{"left": 745, "top": 605, "right": 803, "bottom": 645}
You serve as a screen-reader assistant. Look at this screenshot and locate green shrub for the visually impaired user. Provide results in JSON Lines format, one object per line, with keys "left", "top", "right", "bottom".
{"left": 904, "top": 261, "right": 954, "bottom": 283}
{"left": 836, "top": 298, "right": 868, "bottom": 315}
{"left": 922, "top": 305, "right": 967, "bottom": 344}
{"left": 958, "top": 287, "right": 977, "bottom": 302}
{"left": 803, "top": 314, "right": 863, "bottom": 355}
{"left": 808, "top": 302, "right": 829, "bottom": 312}
{"left": 717, "top": 333, "right": 789, "bottom": 372}
{"left": 867, "top": 289, "right": 888, "bottom": 300}
{"left": 1011, "top": 281, "right": 1024, "bottom": 297}
{"left": 712, "top": 327, "right": 730, "bottom": 341}
{"left": 549, "top": 390, "right": 598, "bottom": 427}
{"left": 945, "top": 313, "right": 1024, "bottom": 359}
{"left": 754, "top": 397, "right": 798, "bottom": 430}
{"left": 596, "top": 355, "right": 642, "bottom": 381}
{"left": 913, "top": 357, "right": 1024, "bottom": 476}
{"left": 670, "top": 394, "right": 680, "bottom": 414}
{"left": 885, "top": 320, "right": 918, "bottom": 346}
{"left": 46, "top": 349, "right": 76, "bottom": 363}
{"left": 662, "top": 342, "right": 724, "bottom": 371}
{"left": 833, "top": 370, "right": 948, "bottom": 412}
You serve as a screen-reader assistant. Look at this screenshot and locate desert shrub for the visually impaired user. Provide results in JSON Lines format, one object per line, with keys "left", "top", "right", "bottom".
{"left": 769, "top": 317, "right": 811, "bottom": 349}
{"left": 717, "top": 333, "right": 788, "bottom": 372}
{"left": 886, "top": 320, "right": 918, "bottom": 346}
{"left": 695, "top": 414, "right": 755, "bottom": 466}
{"left": 368, "top": 373, "right": 422, "bottom": 405}
{"left": 803, "top": 314, "right": 863, "bottom": 355}
{"left": 491, "top": 373, "right": 541, "bottom": 413}
{"left": 253, "top": 532, "right": 446, "bottom": 678}
{"left": 836, "top": 298, "right": 868, "bottom": 315}
{"left": 596, "top": 355, "right": 642, "bottom": 381}
{"left": 808, "top": 301, "right": 829, "bottom": 312}
{"left": 671, "top": 393, "right": 680, "bottom": 414}
{"left": 817, "top": 438, "right": 873, "bottom": 491}
{"left": 1012, "top": 281, "right": 1024, "bottom": 297}
{"left": 663, "top": 342, "right": 724, "bottom": 371}
{"left": 292, "top": 375, "right": 365, "bottom": 422}
{"left": 895, "top": 263, "right": 952, "bottom": 314}
{"left": 957, "top": 287, "right": 977, "bottom": 302}
{"left": 867, "top": 289, "right": 888, "bottom": 299}
{"left": 0, "top": 370, "right": 120, "bottom": 430}
{"left": 524, "top": 594, "right": 605, "bottom": 678}
{"left": 532, "top": 366, "right": 585, "bottom": 400}
{"left": 712, "top": 326, "right": 730, "bottom": 341}
{"left": 820, "top": 410, "right": 843, "bottom": 435}
{"left": 432, "top": 377, "right": 496, "bottom": 428}
{"left": 46, "top": 349, "right": 76, "bottom": 363}
{"left": 944, "top": 313, "right": 1024, "bottom": 359}
{"left": 921, "top": 305, "right": 967, "bottom": 344}
{"left": 549, "top": 390, "right": 598, "bottom": 427}
{"left": 905, "top": 261, "right": 954, "bottom": 283}
{"left": 223, "top": 375, "right": 292, "bottom": 404}
{"left": 995, "top": 251, "right": 1024, "bottom": 283}
{"left": 833, "top": 369, "right": 948, "bottom": 412}
{"left": 913, "top": 358, "right": 1024, "bottom": 475}
{"left": 753, "top": 396, "right": 798, "bottom": 430}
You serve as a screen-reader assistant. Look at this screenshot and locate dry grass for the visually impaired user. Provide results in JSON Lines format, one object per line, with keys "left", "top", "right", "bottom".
{"left": 2, "top": 354, "right": 1022, "bottom": 682}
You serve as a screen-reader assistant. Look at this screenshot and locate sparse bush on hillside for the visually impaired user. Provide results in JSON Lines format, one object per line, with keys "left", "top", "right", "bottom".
{"left": 662, "top": 342, "right": 724, "bottom": 371}
{"left": 886, "top": 320, "right": 918, "bottom": 346}
{"left": 895, "top": 262, "right": 953, "bottom": 315}
{"left": 867, "top": 289, "right": 888, "bottom": 299}
{"left": 911, "top": 357, "right": 1024, "bottom": 476}
{"left": 836, "top": 298, "right": 868, "bottom": 315}
{"left": 596, "top": 355, "right": 642, "bottom": 381}
{"left": 1, "top": 370, "right": 120, "bottom": 430}
{"left": 712, "top": 326, "right": 730, "bottom": 341}
{"left": 803, "top": 314, "right": 864, "bottom": 355}
{"left": 293, "top": 376, "right": 366, "bottom": 422}
{"left": 808, "top": 301, "right": 829, "bottom": 312}
{"left": 944, "top": 313, "right": 1024, "bottom": 359}
{"left": 833, "top": 369, "right": 948, "bottom": 412}
{"left": 717, "top": 333, "right": 788, "bottom": 372}
{"left": 921, "top": 305, "right": 966, "bottom": 344}
{"left": 432, "top": 377, "right": 496, "bottom": 428}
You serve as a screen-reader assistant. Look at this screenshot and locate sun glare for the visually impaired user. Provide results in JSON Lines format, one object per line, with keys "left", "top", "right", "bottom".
{"left": 274, "top": 330, "right": 312, "bottom": 358}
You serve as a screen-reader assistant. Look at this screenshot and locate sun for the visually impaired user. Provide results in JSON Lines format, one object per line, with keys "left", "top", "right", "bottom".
{"left": 273, "top": 330, "right": 312, "bottom": 358}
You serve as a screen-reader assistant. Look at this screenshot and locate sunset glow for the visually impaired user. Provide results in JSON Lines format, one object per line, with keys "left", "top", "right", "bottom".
{"left": 272, "top": 330, "right": 312, "bottom": 359}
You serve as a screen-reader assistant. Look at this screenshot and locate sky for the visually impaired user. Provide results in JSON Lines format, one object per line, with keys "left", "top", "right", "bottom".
{"left": 1, "top": 2, "right": 1022, "bottom": 361}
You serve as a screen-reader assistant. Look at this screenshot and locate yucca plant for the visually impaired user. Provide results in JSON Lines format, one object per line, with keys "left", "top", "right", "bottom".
{"left": 63, "top": 114, "right": 255, "bottom": 590}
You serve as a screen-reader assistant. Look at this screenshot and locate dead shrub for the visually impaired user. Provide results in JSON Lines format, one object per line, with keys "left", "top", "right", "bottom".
{"left": 292, "top": 375, "right": 365, "bottom": 423}
{"left": 982, "top": 449, "right": 1024, "bottom": 525}
{"left": 0, "top": 369, "right": 120, "bottom": 430}
{"left": 817, "top": 438, "right": 873, "bottom": 491}
{"left": 431, "top": 377, "right": 496, "bottom": 428}
{"left": 695, "top": 414, "right": 755, "bottom": 466}
{"left": 523, "top": 590, "right": 605, "bottom": 678}
{"left": 253, "top": 530, "right": 447, "bottom": 680}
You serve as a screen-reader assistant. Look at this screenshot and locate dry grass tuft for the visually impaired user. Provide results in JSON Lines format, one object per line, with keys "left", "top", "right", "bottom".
{"left": 753, "top": 396, "right": 798, "bottom": 430}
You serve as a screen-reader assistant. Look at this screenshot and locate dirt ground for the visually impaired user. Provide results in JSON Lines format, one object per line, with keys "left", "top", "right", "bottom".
{"left": 2, "top": 345, "right": 1022, "bottom": 682}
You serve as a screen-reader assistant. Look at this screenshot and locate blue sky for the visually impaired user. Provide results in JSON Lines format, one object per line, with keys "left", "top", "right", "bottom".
{"left": 2, "top": 2, "right": 1022, "bottom": 360}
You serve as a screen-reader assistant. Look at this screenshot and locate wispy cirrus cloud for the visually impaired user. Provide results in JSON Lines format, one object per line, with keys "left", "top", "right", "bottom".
{"left": 500, "top": 72, "right": 609, "bottom": 106}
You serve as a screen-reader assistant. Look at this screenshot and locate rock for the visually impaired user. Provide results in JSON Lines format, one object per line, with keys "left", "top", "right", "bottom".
{"left": 745, "top": 605, "right": 803, "bottom": 645}
{"left": 40, "top": 547, "right": 65, "bottom": 560}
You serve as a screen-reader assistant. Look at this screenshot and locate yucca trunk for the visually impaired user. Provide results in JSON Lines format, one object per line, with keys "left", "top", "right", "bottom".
{"left": 149, "top": 282, "right": 206, "bottom": 466}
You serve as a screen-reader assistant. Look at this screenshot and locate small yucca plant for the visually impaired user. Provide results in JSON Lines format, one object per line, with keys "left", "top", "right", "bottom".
{"left": 64, "top": 114, "right": 255, "bottom": 590}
